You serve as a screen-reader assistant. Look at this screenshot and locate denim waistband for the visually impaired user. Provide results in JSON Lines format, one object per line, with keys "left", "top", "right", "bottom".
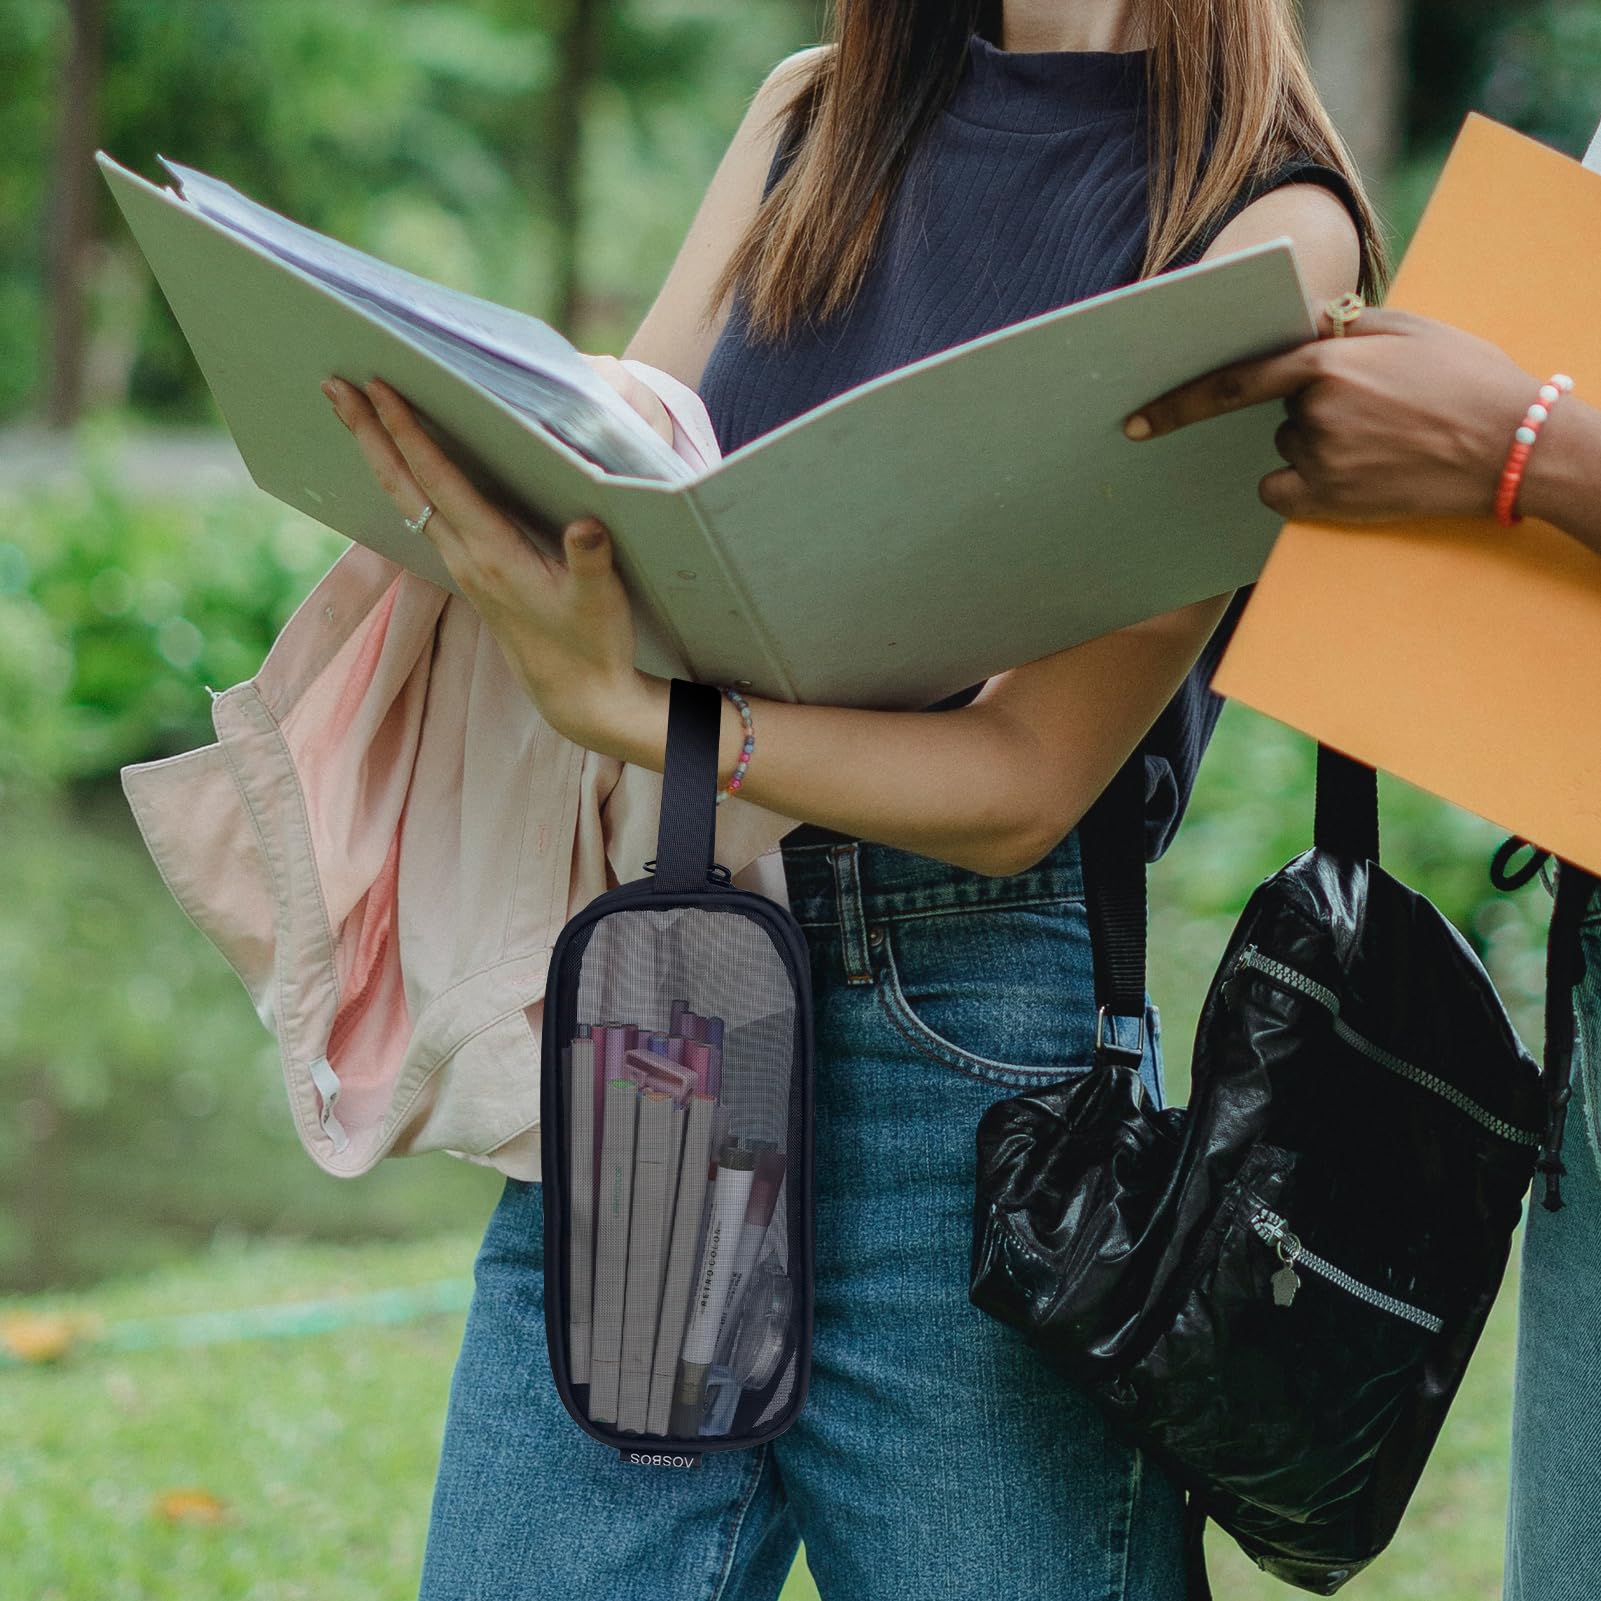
{"left": 778, "top": 828, "right": 1085, "bottom": 929}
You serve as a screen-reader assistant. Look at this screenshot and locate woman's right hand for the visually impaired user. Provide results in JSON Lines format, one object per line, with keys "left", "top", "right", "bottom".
{"left": 580, "top": 353, "right": 676, "bottom": 446}
{"left": 1123, "top": 309, "right": 1539, "bottom": 524}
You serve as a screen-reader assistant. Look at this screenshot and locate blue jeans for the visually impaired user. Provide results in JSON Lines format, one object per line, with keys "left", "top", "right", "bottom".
{"left": 417, "top": 829, "right": 1185, "bottom": 1601}
{"left": 1505, "top": 892, "right": 1601, "bottom": 1600}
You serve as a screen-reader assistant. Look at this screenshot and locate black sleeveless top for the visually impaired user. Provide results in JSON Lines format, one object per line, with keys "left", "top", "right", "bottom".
{"left": 698, "top": 30, "right": 1360, "bottom": 859}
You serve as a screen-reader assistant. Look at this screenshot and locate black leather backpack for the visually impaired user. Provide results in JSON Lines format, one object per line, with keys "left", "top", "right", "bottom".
{"left": 970, "top": 748, "right": 1591, "bottom": 1596}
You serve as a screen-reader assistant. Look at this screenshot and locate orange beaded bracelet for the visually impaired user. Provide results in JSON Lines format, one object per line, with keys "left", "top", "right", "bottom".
{"left": 1496, "top": 373, "right": 1575, "bottom": 527}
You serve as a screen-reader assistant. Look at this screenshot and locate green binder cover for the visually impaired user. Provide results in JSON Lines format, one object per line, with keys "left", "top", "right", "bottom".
{"left": 99, "top": 150, "right": 1316, "bottom": 709}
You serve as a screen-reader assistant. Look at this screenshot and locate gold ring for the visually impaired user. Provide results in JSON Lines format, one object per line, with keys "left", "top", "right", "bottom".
{"left": 1326, "top": 292, "right": 1365, "bottom": 338}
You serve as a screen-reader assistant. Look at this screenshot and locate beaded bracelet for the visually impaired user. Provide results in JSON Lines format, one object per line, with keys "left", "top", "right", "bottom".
{"left": 716, "top": 686, "right": 755, "bottom": 806}
{"left": 1496, "top": 373, "right": 1575, "bottom": 527}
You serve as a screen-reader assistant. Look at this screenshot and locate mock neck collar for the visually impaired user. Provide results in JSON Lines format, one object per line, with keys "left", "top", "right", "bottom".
{"left": 948, "top": 28, "right": 1149, "bottom": 132}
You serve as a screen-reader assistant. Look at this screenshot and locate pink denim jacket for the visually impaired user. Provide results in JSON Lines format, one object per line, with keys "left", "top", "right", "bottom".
{"left": 121, "top": 363, "right": 799, "bottom": 1183}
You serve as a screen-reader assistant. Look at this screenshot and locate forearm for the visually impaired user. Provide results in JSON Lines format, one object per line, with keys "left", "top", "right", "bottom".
{"left": 1524, "top": 397, "right": 1601, "bottom": 557}
{"left": 586, "top": 591, "right": 1230, "bottom": 878}
{"left": 604, "top": 675, "right": 1044, "bottom": 876}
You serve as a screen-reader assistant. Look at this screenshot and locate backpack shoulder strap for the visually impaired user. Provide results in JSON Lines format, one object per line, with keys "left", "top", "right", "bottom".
{"left": 1079, "top": 742, "right": 1378, "bottom": 1069}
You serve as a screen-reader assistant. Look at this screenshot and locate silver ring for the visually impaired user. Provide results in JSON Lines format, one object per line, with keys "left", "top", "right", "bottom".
{"left": 403, "top": 501, "right": 435, "bottom": 536}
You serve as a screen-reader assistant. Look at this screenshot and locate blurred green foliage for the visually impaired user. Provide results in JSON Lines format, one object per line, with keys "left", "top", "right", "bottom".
{"left": 1380, "top": 0, "right": 1601, "bottom": 247}
{"left": 0, "top": 442, "right": 344, "bottom": 792}
{"left": 5, "top": 0, "right": 817, "bottom": 422}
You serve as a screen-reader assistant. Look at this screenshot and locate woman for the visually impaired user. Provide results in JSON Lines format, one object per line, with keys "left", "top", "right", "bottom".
{"left": 325, "top": 2, "right": 1371, "bottom": 1596}
{"left": 1125, "top": 308, "right": 1601, "bottom": 1601}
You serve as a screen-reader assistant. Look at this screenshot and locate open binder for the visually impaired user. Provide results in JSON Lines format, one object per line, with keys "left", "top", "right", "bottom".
{"left": 101, "top": 149, "right": 1320, "bottom": 710}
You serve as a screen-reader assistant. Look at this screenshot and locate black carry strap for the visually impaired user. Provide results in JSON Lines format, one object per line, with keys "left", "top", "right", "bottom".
{"left": 1535, "top": 858, "right": 1597, "bottom": 1211}
{"left": 1080, "top": 743, "right": 1378, "bottom": 1069}
{"left": 1181, "top": 1493, "right": 1215, "bottom": 1601}
{"left": 1078, "top": 754, "right": 1150, "bottom": 1066}
{"left": 648, "top": 678, "right": 728, "bottom": 893}
{"left": 1490, "top": 839, "right": 1599, "bottom": 1212}
{"left": 1314, "top": 743, "right": 1382, "bottom": 864}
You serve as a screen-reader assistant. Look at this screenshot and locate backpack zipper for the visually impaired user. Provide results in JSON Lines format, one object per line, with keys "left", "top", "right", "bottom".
{"left": 1233, "top": 945, "right": 1541, "bottom": 1148}
{"left": 1248, "top": 1206, "right": 1444, "bottom": 1334}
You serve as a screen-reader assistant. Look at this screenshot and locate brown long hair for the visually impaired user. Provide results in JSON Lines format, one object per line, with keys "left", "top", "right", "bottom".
{"left": 711, "top": 0, "right": 1386, "bottom": 345}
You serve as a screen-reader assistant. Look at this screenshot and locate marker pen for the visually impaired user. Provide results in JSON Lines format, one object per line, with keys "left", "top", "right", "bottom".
{"left": 704, "top": 1017, "right": 725, "bottom": 1098}
{"left": 669, "top": 1140, "right": 757, "bottom": 1436}
{"left": 682, "top": 1039, "right": 713, "bottom": 1096}
{"left": 713, "top": 1148, "right": 786, "bottom": 1361}
{"left": 587, "top": 1024, "right": 612, "bottom": 1204}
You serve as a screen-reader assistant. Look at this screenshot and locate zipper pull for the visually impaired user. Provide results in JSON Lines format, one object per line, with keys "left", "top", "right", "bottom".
{"left": 1224, "top": 944, "right": 1254, "bottom": 1003}
{"left": 1253, "top": 1207, "right": 1303, "bottom": 1308}
{"left": 1271, "top": 1231, "right": 1303, "bottom": 1308}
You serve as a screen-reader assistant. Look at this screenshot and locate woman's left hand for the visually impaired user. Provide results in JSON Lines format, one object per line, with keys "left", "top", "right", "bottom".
{"left": 322, "top": 374, "right": 648, "bottom": 751}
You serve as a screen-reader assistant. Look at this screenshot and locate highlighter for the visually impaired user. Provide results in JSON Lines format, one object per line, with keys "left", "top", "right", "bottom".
{"left": 712, "top": 1148, "right": 786, "bottom": 1361}
{"left": 669, "top": 1140, "right": 757, "bottom": 1436}
{"left": 682, "top": 1039, "right": 713, "bottom": 1096}
{"left": 703, "top": 1016, "right": 725, "bottom": 1098}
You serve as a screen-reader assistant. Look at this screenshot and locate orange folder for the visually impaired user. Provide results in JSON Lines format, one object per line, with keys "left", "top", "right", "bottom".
{"left": 1214, "top": 114, "right": 1601, "bottom": 874}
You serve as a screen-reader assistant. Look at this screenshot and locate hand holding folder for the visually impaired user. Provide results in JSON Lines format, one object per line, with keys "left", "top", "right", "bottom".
{"left": 1211, "top": 114, "right": 1601, "bottom": 875}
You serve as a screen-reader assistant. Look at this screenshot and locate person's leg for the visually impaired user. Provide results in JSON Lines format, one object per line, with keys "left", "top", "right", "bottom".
{"left": 1505, "top": 898, "right": 1601, "bottom": 1601}
{"left": 773, "top": 834, "right": 1186, "bottom": 1601}
{"left": 417, "top": 1175, "right": 800, "bottom": 1601}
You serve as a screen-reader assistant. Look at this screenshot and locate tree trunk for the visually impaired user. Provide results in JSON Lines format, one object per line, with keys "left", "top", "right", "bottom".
{"left": 42, "top": 0, "right": 105, "bottom": 430}
{"left": 547, "top": 0, "right": 606, "bottom": 338}
{"left": 1302, "top": 0, "right": 1409, "bottom": 187}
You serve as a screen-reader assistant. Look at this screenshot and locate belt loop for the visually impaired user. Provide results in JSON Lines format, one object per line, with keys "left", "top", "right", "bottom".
{"left": 830, "top": 843, "right": 875, "bottom": 986}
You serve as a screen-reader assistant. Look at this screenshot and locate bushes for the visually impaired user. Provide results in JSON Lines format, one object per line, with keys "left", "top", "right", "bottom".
{"left": 0, "top": 433, "right": 344, "bottom": 793}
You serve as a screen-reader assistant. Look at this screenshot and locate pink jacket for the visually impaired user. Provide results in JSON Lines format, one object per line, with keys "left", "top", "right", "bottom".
{"left": 121, "top": 364, "right": 799, "bottom": 1183}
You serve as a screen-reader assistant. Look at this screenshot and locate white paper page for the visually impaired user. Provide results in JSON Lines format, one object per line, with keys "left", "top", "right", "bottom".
{"left": 155, "top": 156, "right": 682, "bottom": 477}
{"left": 353, "top": 293, "right": 692, "bottom": 483}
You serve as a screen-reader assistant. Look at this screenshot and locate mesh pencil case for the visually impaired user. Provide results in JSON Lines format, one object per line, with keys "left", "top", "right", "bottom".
{"left": 541, "top": 679, "right": 815, "bottom": 1461}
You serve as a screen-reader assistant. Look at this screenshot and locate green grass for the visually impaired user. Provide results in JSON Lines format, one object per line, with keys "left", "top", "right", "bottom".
{"left": 1, "top": 1233, "right": 478, "bottom": 1601}
{"left": 1, "top": 1224, "right": 1524, "bottom": 1600}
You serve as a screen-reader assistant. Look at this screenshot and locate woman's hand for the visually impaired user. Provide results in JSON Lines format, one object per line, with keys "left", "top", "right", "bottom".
{"left": 321, "top": 374, "right": 652, "bottom": 751}
{"left": 580, "top": 353, "right": 675, "bottom": 445}
{"left": 1123, "top": 309, "right": 1539, "bottom": 523}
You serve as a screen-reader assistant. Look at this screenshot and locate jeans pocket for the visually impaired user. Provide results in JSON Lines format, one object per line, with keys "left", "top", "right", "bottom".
{"left": 874, "top": 905, "right": 1099, "bottom": 1087}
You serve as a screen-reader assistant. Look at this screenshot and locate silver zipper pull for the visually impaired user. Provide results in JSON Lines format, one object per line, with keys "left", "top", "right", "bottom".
{"left": 1252, "top": 1207, "right": 1303, "bottom": 1308}
{"left": 1271, "top": 1231, "right": 1303, "bottom": 1307}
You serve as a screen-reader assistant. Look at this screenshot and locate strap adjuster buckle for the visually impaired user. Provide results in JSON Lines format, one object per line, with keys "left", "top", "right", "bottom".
{"left": 1094, "top": 1006, "right": 1146, "bottom": 1068}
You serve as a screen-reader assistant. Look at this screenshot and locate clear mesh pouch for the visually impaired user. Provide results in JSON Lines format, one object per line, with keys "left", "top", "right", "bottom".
{"left": 541, "top": 680, "right": 814, "bottom": 1461}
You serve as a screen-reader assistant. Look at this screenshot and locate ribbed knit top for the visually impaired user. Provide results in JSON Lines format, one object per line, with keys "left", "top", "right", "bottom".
{"left": 697, "top": 30, "right": 1359, "bottom": 860}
